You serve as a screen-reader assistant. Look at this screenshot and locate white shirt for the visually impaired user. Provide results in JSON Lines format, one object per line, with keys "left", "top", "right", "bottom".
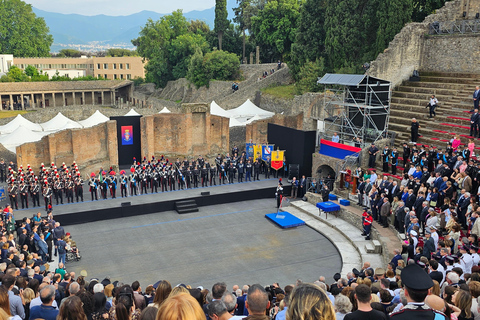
{"left": 472, "top": 253, "right": 480, "bottom": 266}
{"left": 430, "top": 97, "right": 438, "bottom": 106}
{"left": 461, "top": 253, "right": 473, "bottom": 274}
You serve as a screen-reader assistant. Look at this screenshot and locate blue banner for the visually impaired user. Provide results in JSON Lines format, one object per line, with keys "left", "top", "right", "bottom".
{"left": 262, "top": 145, "right": 274, "bottom": 161}
{"left": 0, "top": 187, "right": 6, "bottom": 202}
{"left": 246, "top": 143, "right": 254, "bottom": 159}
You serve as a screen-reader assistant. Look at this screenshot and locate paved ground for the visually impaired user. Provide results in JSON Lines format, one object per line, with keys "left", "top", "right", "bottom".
{"left": 62, "top": 199, "right": 342, "bottom": 289}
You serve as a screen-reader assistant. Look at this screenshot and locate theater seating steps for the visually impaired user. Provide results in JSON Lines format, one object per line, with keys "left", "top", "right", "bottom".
{"left": 174, "top": 199, "right": 199, "bottom": 214}
{"left": 383, "top": 71, "right": 480, "bottom": 172}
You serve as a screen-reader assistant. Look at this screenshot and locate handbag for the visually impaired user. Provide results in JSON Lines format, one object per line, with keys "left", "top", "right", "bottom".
{"left": 430, "top": 200, "right": 437, "bottom": 207}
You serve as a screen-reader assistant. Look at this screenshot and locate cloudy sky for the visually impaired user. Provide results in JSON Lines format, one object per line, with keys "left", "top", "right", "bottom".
{"left": 23, "top": 0, "right": 216, "bottom": 15}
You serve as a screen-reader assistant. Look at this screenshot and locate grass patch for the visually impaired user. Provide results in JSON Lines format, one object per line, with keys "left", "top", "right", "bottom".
{"left": 175, "top": 99, "right": 182, "bottom": 103}
{"left": 261, "top": 84, "right": 296, "bottom": 99}
{"left": 0, "top": 110, "right": 31, "bottom": 119}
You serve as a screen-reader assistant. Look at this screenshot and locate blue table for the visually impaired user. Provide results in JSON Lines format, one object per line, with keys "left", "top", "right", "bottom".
{"left": 316, "top": 201, "right": 341, "bottom": 219}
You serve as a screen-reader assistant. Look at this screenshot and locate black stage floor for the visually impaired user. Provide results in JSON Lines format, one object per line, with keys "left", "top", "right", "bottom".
{"left": 14, "top": 178, "right": 287, "bottom": 226}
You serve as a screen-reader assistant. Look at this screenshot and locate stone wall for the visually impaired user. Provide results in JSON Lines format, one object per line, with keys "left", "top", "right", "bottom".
{"left": 368, "top": 0, "right": 467, "bottom": 87}
{"left": 421, "top": 33, "right": 480, "bottom": 72}
{"left": 245, "top": 113, "right": 304, "bottom": 144}
{"left": 16, "top": 121, "right": 118, "bottom": 175}
{"left": 230, "top": 126, "right": 247, "bottom": 153}
{"left": 140, "top": 104, "right": 230, "bottom": 161}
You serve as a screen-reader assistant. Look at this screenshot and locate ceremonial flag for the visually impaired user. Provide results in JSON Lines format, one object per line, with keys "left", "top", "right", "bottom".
{"left": 246, "top": 143, "right": 254, "bottom": 159}
{"left": 262, "top": 145, "right": 274, "bottom": 161}
{"left": 253, "top": 145, "right": 262, "bottom": 160}
{"left": 271, "top": 150, "right": 284, "bottom": 170}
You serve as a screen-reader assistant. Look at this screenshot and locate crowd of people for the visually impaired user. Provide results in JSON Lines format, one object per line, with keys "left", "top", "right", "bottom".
{"left": 4, "top": 146, "right": 288, "bottom": 212}
{"left": 0, "top": 251, "right": 473, "bottom": 320}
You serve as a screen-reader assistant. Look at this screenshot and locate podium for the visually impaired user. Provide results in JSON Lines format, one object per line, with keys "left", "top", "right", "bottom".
{"left": 351, "top": 176, "right": 358, "bottom": 195}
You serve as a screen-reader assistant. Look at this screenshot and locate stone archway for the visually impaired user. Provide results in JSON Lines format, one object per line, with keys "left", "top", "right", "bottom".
{"left": 316, "top": 164, "right": 336, "bottom": 181}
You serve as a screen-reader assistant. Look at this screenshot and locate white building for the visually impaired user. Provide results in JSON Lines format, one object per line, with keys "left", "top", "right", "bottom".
{"left": 0, "top": 55, "right": 13, "bottom": 74}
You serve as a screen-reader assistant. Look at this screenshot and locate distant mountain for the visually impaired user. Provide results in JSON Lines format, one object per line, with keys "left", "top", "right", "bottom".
{"left": 33, "top": 0, "right": 237, "bottom": 52}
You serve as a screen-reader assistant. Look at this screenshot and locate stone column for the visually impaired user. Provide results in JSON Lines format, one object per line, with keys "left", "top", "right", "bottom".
{"left": 53, "top": 93, "right": 56, "bottom": 108}
{"left": 62, "top": 92, "right": 66, "bottom": 106}
{"left": 72, "top": 92, "right": 76, "bottom": 106}
{"left": 111, "top": 91, "right": 115, "bottom": 106}
{"left": 256, "top": 46, "right": 260, "bottom": 64}
{"left": 31, "top": 94, "right": 34, "bottom": 109}
{"left": 250, "top": 52, "right": 254, "bottom": 65}
{"left": 82, "top": 92, "right": 85, "bottom": 105}
{"left": 41, "top": 93, "right": 45, "bottom": 108}
{"left": 101, "top": 91, "right": 105, "bottom": 106}
{"left": 9, "top": 95, "right": 13, "bottom": 110}
{"left": 20, "top": 94, "right": 24, "bottom": 110}
{"left": 92, "top": 91, "right": 95, "bottom": 105}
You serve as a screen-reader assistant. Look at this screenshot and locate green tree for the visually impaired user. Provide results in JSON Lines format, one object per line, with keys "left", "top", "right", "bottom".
{"left": 215, "top": 0, "right": 230, "bottom": 50}
{"left": 294, "top": 59, "right": 325, "bottom": 94}
{"left": 169, "top": 33, "right": 210, "bottom": 79}
{"left": 188, "top": 20, "right": 210, "bottom": 36}
{"left": 206, "top": 23, "right": 250, "bottom": 58}
{"left": 56, "top": 49, "right": 83, "bottom": 57}
{"left": 0, "top": 0, "right": 53, "bottom": 57}
{"left": 7, "top": 66, "right": 30, "bottom": 82}
{"left": 250, "top": 0, "right": 300, "bottom": 62}
{"left": 132, "top": 10, "right": 190, "bottom": 87}
{"left": 412, "top": 0, "right": 446, "bottom": 22}
{"left": 187, "top": 48, "right": 209, "bottom": 88}
{"left": 376, "top": 0, "right": 413, "bottom": 55}
{"left": 290, "top": 0, "right": 326, "bottom": 80}
{"left": 105, "top": 48, "right": 138, "bottom": 57}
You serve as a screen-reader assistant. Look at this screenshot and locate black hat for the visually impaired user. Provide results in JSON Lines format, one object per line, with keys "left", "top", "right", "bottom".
{"left": 352, "top": 268, "right": 360, "bottom": 277}
{"left": 333, "top": 273, "right": 341, "bottom": 281}
{"left": 401, "top": 264, "right": 433, "bottom": 290}
{"left": 446, "top": 256, "right": 455, "bottom": 262}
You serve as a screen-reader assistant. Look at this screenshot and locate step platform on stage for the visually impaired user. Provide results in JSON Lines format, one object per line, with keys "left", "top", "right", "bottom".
{"left": 265, "top": 212, "right": 306, "bottom": 229}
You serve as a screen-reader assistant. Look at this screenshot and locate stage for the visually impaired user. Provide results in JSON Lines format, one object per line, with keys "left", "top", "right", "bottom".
{"left": 14, "top": 179, "right": 288, "bottom": 226}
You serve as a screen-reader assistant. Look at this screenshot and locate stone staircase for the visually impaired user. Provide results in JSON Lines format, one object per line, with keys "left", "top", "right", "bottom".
{"left": 385, "top": 71, "right": 480, "bottom": 173}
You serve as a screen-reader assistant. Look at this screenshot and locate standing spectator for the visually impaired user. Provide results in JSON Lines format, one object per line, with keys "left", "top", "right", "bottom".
{"left": 368, "top": 143, "right": 379, "bottom": 169}
{"left": 410, "top": 118, "right": 420, "bottom": 144}
{"left": 2, "top": 275, "right": 24, "bottom": 319}
{"left": 56, "top": 236, "right": 67, "bottom": 267}
{"left": 29, "top": 285, "right": 58, "bottom": 320}
{"left": 57, "top": 296, "right": 87, "bottom": 320}
{"left": 287, "top": 283, "right": 335, "bottom": 320}
{"left": 471, "top": 109, "right": 480, "bottom": 138}
{"left": 132, "top": 281, "right": 146, "bottom": 311}
{"left": 426, "top": 95, "right": 438, "bottom": 118}
{"left": 290, "top": 177, "right": 298, "bottom": 199}
{"left": 473, "top": 86, "right": 480, "bottom": 110}
{"left": 332, "top": 132, "right": 340, "bottom": 143}
{"left": 344, "top": 284, "right": 386, "bottom": 320}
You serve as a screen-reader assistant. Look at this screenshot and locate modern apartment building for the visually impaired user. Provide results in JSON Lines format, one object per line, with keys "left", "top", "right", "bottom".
{"left": 11, "top": 55, "right": 145, "bottom": 80}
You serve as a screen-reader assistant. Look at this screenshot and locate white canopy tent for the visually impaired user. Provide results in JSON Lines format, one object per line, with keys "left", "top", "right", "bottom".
{"left": 228, "top": 99, "right": 274, "bottom": 122}
{"left": 0, "top": 126, "right": 44, "bottom": 153}
{"left": 78, "top": 110, "right": 109, "bottom": 128}
{"left": 210, "top": 101, "right": 232, "bottom": 118}
{"left": 245, "top": 114, "right": 271, "bottom": 125}
{"left": 40, "top": 112, "right": 83, "bottom": 132}
{"left": 0, "top": 114, "right": 43, "bottom": 134}
{"left": 124, "top": 109, "right": 141, "bottom": 116}
{"left": 158, "top": 107, "right": 171, "bottom": 113}
{"left": 229, "top": 117, "right": 245, "bottom": 127}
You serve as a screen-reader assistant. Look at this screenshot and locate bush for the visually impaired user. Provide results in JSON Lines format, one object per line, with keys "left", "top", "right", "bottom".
{"left": 187, "top": 49, "right": 239, "bottom": 88}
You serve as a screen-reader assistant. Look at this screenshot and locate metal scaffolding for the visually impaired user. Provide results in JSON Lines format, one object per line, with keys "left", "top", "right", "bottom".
{"left": 317, "top": 73, "right": 391, "bottom": 148}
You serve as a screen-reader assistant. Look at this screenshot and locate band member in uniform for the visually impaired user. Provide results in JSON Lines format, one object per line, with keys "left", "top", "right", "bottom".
{"left": 276, "top": 182, "right": 283, "bottom": 208}
{"left": 75, "top": 173, "right": 83, "bottom": 202}
{"left": 19, "top": 179, "right": 29, "bottom": 209}
{"left": 89, "top": 174, "right": 98, "bottom": 201}
{"left": 43, "top": 181, "right": 52, "bottom": 211}
{"left": 209, "top": 165, "right": 216, "bottom": 186}
{"left": 108, "top": 172, "right": 117, "bottom": 199}
{"left": 54, "top": 177, "right": 64, "bottom": 205}
{"left": 31, "top": 180, "right": 40, "bottom": 207}
{"left": 246, "top": 160, "right": 252, "bottom": 182}
{"left": 201, "top": 165, "right": 208, "bottom": 187}
{"left": 66, "top": 177, "right": 74, "bottom": 203}
{"left": 8, "top": 181, "right": 18, "bottom": 210}
{"left": 120, "top": 171, "right": 128, "bottom": 197}
{"left": 129, "top": 168, "right": 137, "bottom": 195}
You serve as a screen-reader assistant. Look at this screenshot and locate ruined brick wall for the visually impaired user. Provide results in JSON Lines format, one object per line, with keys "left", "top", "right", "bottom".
{"left": 16, "top": 121, "right": 118, "bottom": 176}
{"left": 368, "top": 0, "right": 471, "bottom": 87}
{"left": 245, "top": 113, "right": 304, "bottom": 144}
{"left": 140, "top": 103, "right": 230, "bottom": 161}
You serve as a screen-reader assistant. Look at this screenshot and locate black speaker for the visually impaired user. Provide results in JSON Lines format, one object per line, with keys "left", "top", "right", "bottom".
{"left": 289, "top": 164, "right": 300, "bottom": 180}
{"left": 201, "top": 192, "right": 210, "bottom": 196}
{"left": 121, "top": 202, "right": 131, "bottom": 207}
